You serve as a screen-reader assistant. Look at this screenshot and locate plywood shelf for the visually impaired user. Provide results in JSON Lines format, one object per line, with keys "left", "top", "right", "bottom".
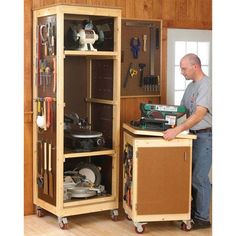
{"left": 64, "top": 149, "right": 115, "bottom": 158}
{"left": 64, "top": 50, "right": 118, "bottom": 57}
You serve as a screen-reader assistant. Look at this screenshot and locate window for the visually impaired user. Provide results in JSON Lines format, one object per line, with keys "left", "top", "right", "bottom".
{"left": 167, "top": 29, "right": 212, "bottom": 105}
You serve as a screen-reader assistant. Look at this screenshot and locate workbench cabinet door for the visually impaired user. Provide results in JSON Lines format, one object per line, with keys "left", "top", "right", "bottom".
{"left": 136, "top": 146, "right": 191, "bottom": 215}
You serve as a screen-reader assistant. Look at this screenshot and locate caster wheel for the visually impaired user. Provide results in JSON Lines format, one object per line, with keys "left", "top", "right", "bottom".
{"left": 111, "top": 209, "right": 119, "bottom": 221}
{"left": 59, "top": 222, "right": 68, "bottom": 230}
{"left": 181, "top": 222, "right": 192, "bottom": 231}
{"left": 36, "top": 208, "right": 44, "bottom": 217}
{"left": 126, "top": 214, "right": 132, "bottom": 221}
{"left": 111, "top": 214, "right": 118, "bottom": 221}
{"left": 58, "top": 217, "right": 68, "bottom": 230}
{"left": 135, "top": 224, "right": 145, "bottom": 234}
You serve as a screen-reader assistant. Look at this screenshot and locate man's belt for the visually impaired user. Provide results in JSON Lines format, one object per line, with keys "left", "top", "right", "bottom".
{"left": 190, "top": 127, "right": 212, "bottom": 134}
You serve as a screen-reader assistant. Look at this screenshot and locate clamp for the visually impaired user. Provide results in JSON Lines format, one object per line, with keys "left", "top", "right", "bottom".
{"left": 130, "top": 37, "right": 141, "bottom": 59}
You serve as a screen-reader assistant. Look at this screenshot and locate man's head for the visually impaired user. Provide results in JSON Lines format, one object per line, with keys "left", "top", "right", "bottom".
{"left": 180, "top": 53, "right": 202, "bottom": 81}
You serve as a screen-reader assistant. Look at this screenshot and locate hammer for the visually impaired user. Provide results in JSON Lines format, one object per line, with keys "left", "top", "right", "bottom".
{"left": 138, "top": 63, "right": 146, "bottom": 87}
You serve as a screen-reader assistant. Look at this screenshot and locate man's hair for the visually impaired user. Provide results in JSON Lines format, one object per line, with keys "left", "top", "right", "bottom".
{"left": 182, "top": 53, "right": 201, "bottom": 66}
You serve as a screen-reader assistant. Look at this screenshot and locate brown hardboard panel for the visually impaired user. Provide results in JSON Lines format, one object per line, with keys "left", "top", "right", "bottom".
{"left": 92, "top": 59, "right": 113, "bottom": 100}
{"left": 121, "top": 19, "right": 161, "bottom": 96}
{"left": 136, "top": 147, "right": 190, "bottom": 215}
{"left": 64, "top": 56, "right": 87, "bottom": 117}
{"left": 37, "top": 15, "right": 57, "bottom": 205}
{"left": 91, "top": 103, "right": 113, "bottom": 149}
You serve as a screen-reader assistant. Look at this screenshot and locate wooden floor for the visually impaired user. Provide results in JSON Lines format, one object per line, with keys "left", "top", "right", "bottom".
{"left": 24, "top": 209, "right": 212, "bottom": 236}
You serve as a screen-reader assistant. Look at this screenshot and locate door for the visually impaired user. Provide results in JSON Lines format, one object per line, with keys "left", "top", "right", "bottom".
{"left": 136, "top": 146, "right": 191, "bottom": 215}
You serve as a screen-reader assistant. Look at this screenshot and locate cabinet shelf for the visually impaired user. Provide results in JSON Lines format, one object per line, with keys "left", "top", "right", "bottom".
{"left": 64, "top": 50, "right": 118, "bottom": 58}
{"left": 64, "top": 148, "right": 115, "bottom": 158}
{"left": 85, "top": 98, "right": 118, "bottom": 105}
{"left": 64, "top": 195, "right": 114, "bottom": 207}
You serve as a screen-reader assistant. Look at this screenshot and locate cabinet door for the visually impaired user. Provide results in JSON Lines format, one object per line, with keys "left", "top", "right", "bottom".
{"left": 136, "top": 146, "right": 190, "bottom": 215}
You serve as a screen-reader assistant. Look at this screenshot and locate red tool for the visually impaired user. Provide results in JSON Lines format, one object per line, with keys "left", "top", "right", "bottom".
{"left": 45, "top": 97, "right": 53, "bottom": 129}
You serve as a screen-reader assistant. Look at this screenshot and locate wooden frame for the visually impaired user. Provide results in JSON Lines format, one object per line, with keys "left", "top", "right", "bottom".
{"left": 122, "top": 124, "right": 196, "bottom": 232}
{"left": 32, "top": 4, "right": 121, "bottom": 226}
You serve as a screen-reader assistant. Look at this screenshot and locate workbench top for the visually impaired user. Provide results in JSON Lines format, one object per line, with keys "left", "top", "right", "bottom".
{"left": 123, "top": 123, "right": 197, "bottom": 140}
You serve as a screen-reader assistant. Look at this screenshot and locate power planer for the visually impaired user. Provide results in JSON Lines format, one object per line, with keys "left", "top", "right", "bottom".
{"left": 130, "top": 103, "right": 187, "bottom": 131}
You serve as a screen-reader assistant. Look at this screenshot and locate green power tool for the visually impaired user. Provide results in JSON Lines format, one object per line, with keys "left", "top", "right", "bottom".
{"left": 131, "top": 103, "right": 187, "bottom": 131}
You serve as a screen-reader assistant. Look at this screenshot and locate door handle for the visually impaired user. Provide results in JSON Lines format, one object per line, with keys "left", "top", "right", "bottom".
{"left": 184, "top": 152, "right": 187, "bottom": 161}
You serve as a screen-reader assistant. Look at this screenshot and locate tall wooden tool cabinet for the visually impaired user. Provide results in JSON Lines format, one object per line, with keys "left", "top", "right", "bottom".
{"left": 122, "top": 124, "right": 196, "bottom": 233}
{"left": 32, "top": 4, "right": 121, "bottom": 228}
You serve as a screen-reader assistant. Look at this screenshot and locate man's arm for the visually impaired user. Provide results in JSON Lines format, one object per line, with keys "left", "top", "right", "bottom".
{"left": 163, "top": 106, "right": 208, "bottom": 141}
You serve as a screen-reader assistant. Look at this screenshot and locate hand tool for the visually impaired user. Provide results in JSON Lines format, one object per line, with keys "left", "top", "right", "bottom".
{"left": 45, "top": 97, "right": 53, "bottom": 129}
{"left": 143, "top": 34, "right": 147, "bottom": 52}
{"left": 145, "top": 26, "right": 158, "bottom": 91}
{"left": 53, "top": 57, "right": 56, "bottom": 93}
{"left": 48, "top": 143, "right": 53, "bottom": 198}
{"left": 37, "top": 140, "right": 44, "bottom": 188}
{"left": 150, "top": 26, "right": 155, "bottom": 76}
{"left": 155, "top": 75, "right": 160, "bottom": 91}
{"left": 36, "top": 97, "right": 46, "bottom": 129}
{"left": 35, "top": 25, "right": 39, "bottom": 86}
{"left": 43, "top": 98, "right": 47, "bottom": 131}
{"left": 48, "top": 22, "right": 55, "bottom": 56}
{"left": 130, "top": 37, "right": 140, "bottom": 59}
{"left": 123, "top": 62, "right": 133, "bottom": 88}
{"left": 129, "top": 68, "right": 138, "bottom": 78}
{"left": 43, "top": 142, "right": 48, "bottom": 195}
{"left": 138, "top": 63, "right": 146, "bottom": 87}
{"left": 40, "top": 24, "right": 49, "bottom": 56}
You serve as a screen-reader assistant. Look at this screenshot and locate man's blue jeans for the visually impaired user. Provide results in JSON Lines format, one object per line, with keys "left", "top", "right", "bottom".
{"left": 191, "top": 132, "right": 212, "bottom": 221}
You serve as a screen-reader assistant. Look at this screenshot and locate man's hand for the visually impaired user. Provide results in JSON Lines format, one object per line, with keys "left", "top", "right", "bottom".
{"left": 163, "top": 127, "right": 181, "bottom": 141}
{"left": 163, "top": 106, "right": 208, "bottom": 141}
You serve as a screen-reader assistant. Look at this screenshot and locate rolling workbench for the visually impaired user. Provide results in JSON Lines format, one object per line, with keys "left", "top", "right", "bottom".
{"left": 122, "top": 123, "right": 196, "bottom": 233}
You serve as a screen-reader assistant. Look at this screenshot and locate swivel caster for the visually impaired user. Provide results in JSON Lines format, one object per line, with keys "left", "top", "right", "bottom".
{"left": 111, "top": 209, "right": 119, "bottom": 221}
{"left": 126, "top": 214, "right": 132, "bottom": 221}
{"left": 181, "top": 220, "right": 192, "bottom": 231}
{"left": 58, "top": 217, "right": 68, "bottom": 230}
{"left": 134, "top": 222, "right": 146, "bottom": 234}
{"left": 35, "top": 206, "right": 44, "bottom": 217}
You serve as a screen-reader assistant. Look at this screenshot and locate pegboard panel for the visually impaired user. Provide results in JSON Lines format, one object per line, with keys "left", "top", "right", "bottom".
{"left": 121, "top": 19, "right": 161, "bottom": 96}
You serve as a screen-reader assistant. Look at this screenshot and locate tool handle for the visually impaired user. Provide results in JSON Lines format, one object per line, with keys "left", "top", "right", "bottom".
{"left": 53, "top": 57, "right": 56, "bottom": 93}
{"left": 139, "top": 70, "right": 144, "bottom": 87}
{"left": 43, "top": 99, "right": 47, "bottom": 130}
{"left": 44, "top": 142, "right": 47, "bottom": 171}
{"left": 123, "top": 63, "right": 133, "bottom": 88}
{"left": 45, "top": 97, "right": 53, "bottom": 128}
{"left": 48, "top": 143, "right": 52, "bottom": 171}
{"left": 143, "top": 34, "right": 147, "bottom": 52}
{"left": 40, "top": 141, "right": 43, "bottom": 175}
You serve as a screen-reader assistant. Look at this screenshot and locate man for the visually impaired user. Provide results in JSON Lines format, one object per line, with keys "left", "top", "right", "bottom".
{"left": 163, "top": 53, "right": 212, "bottom": 230}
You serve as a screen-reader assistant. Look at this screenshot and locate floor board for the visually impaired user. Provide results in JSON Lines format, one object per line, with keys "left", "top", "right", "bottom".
{"left": 24, "top": 209, "right": 212, "bottom": 236}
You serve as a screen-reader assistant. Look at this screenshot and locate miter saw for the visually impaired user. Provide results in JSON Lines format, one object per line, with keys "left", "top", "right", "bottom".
{"left": 130, "top": 103, "right": 187, "bottom": 131}
{"left": 63, "top": 162, "right": 105, "bottom": 200}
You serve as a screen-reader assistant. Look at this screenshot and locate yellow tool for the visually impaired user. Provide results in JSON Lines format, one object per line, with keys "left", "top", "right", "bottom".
{"left": 129, "top": 68, "right": 138, "bottom": 78}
